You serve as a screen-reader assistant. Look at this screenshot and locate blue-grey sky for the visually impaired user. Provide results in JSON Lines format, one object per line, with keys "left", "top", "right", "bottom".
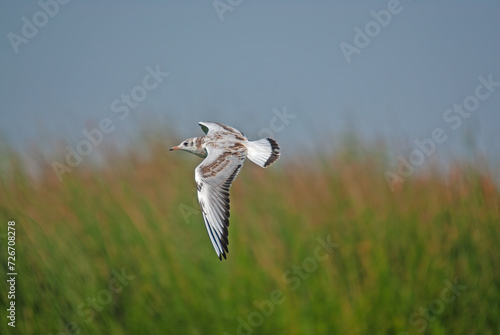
{"left": 1, "top": 1, "right": 499, "bottom": 168}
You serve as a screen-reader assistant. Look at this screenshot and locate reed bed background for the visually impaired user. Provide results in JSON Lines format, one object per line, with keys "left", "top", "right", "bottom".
{"left": 0, "top": 133, "right": 499, "bottom": 334}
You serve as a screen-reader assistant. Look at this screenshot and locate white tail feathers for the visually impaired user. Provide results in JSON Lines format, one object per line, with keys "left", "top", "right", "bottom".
{"left": 246, "top": 138, "right": 280, "bottom": 168}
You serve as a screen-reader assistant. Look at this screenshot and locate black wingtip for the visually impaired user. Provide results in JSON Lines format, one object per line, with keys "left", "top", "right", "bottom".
{"left": 200, "top": 122, "right": 210, "bottom": 134}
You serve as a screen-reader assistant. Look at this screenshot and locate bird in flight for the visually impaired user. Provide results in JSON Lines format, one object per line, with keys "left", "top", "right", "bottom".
{"left": 170, "top": 121, "right": 280, "bottom": 260}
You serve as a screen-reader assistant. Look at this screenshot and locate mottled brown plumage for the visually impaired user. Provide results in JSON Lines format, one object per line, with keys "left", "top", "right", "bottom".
{"left": 170, "top": 121, "right": 280, "bottom": 260}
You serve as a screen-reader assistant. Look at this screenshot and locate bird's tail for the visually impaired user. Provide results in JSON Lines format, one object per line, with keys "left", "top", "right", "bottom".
{"left": 246, "top": 138, "right": 280, "bottom": 168}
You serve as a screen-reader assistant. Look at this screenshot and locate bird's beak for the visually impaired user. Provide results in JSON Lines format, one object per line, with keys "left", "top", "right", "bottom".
{"left": 169, "top": 146, "right": 180, "bottom": 151}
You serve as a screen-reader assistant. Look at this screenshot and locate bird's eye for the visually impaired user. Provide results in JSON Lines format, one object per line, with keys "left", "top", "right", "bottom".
{"left": 183, "top": 142, "right": 188, "bottom": 146}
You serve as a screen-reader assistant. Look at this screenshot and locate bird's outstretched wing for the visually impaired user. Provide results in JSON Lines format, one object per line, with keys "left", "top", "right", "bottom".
{"left": 199, "top": 121, "right": 245, "bottom": 138}
{"left": 195, "top": 145, "right": 247, "bottom": 260}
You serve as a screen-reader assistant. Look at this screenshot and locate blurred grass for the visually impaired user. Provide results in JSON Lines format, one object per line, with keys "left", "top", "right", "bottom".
{"left": 0, "top": 136, "right": 499, "bottom": 335}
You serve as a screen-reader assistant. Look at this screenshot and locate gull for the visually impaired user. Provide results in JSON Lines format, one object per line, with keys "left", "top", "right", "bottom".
{"left": 170, "top": 121, "right": 280, "bottom": 260}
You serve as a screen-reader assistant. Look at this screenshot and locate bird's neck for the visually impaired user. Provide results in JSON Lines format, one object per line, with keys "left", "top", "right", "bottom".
{"left": 192, "top": 137, "right": 207, "bottom": 158}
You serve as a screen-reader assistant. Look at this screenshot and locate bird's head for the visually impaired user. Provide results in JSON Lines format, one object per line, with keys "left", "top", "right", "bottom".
{"left": 170, "top": 137, "right": 206, "bottom": 158}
